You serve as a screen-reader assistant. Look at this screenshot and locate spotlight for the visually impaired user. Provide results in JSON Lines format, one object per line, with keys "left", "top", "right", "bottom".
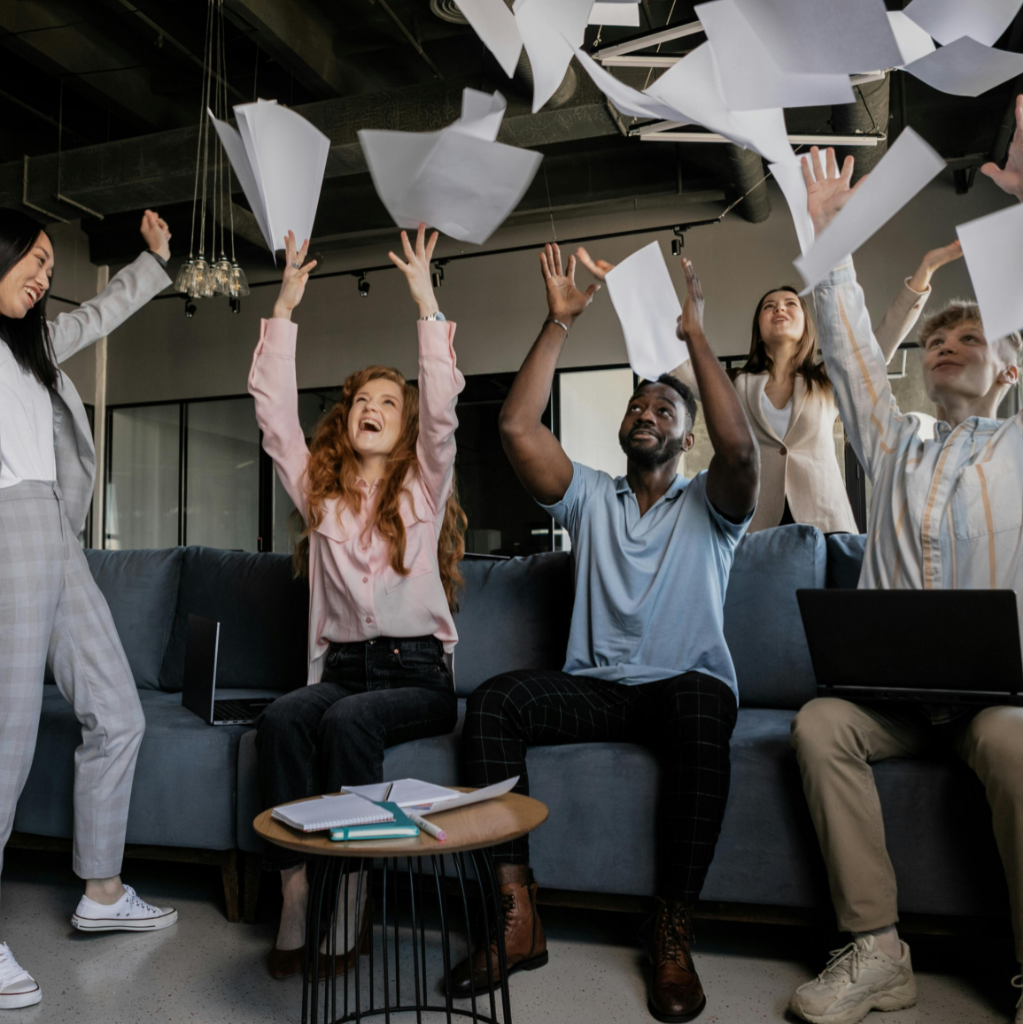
{"left": 230, "top": 297, "right": 241, "bottom": 314}
{"left": 431, "top": 262, "right": 445, "bottom": 289}
{"left": 184, "top": 299, "right": 197, "bottom": 318}
{"left": 671, "top": 229, "right": 685, "bottom": 257}
{"left": 357, "top": 274, "right": 370, "bottom": 298}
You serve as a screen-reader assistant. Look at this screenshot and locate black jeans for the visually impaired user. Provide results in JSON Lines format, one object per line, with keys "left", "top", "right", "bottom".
{"left": 256, "top": 636, "right": 458, "bottom": 869}
{"left": 462, "top": 669, "right": 738, "bottom": 906}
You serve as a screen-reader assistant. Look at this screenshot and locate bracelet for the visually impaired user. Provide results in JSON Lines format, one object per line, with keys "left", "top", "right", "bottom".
{"left": 545, "top": 316, "right": 570, "bottom": 334}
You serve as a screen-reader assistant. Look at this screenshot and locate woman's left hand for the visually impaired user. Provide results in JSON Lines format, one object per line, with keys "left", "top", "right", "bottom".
{"left": 140, "top": 210, "right": 171, "bottom": 261}
{"left": 389, "top": 224, "right": 440, "bottom": 318}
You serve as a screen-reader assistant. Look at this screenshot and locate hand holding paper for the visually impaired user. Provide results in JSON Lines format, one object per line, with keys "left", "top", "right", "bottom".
{"left": 272, "top": 232, "right": 317, "bottom": 321}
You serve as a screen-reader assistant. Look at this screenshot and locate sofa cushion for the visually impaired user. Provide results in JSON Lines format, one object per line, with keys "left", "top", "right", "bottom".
{"left": 84, "top": 548, "right": 184, "bottom": 689}
{"left": 451, "top": 553, "right": 573, "bottom": 697}
{"left": 159, "top": 547, "right": 308, "bottom": 693}
{"left": 826, "top": 532, "right": 867, "bottom": 589}
{"left": 723, "top": 525, "right": 826, "bottom": 710}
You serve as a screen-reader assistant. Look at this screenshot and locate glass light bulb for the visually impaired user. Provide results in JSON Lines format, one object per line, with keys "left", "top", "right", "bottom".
{"left": 228, "top": 262, "right": 250, "bottom": 298}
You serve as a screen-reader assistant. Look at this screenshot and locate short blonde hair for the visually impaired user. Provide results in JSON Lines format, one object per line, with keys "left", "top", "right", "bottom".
{"left": 918, "top": 300, "right": 1023, "bottom": 366}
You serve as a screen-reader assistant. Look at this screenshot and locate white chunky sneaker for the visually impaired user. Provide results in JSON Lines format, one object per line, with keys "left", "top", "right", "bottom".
{"left": 71, "top": 885, "right": 177, "bottom": 933}
{"left": 1012, "top": 973, "right": 1022, "bottom": 1023}
{"left": 789, "top": 935, "right": 917, "bottom": 1024}
{"left": 0, "top": 944, "right": 40, "bottom": 1009}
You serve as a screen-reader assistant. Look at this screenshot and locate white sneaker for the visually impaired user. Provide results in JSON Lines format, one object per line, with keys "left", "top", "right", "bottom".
{"left": 71, "top": 884, "right": 178, "bottom": 933}
{"left": 789, "top": 935, "right": 917, "bottom": 1024}
{"left": 0, "top": 944, "right": 40, "bottom": 1009}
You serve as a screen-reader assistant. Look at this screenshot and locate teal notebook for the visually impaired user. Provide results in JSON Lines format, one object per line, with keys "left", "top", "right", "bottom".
{"left": 330, "top": 802, "right": 419, "bottom": 842}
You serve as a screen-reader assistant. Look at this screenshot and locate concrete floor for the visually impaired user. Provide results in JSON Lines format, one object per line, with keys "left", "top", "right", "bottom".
{"left": 0, "top": 849, "right": 1017, "bottom": 1024}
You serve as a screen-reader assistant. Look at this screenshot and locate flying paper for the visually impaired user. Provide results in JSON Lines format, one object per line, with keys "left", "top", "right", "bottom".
{"left": 903, "top": 35, "right": 1023, "bottom": 98}
{"left": 605, "top": 241, "right": 686, "bottom": 381}
{"left": 957, "top": 202, "right": 1023, "bottom": 343}
{"left": 514, "top": 0, "right": 594, "bottom": 112}
{"left": 573, "top": 46, "right": 690, "bottom": 122}
{"left": 358, "top": 89, "right": 543, "bottom": 246}
{"left": 904, "top": 0, "right": 1023, "bottom": 48}
{"left": 456, "top": 0, "right": 523, "bottom": 77}
{"left": 770, "top": 161, "right": 815, "bottom": 256}
{"left": 887, "top": 11, "right": 936, "bottom": 67}
{"left": 793, "top": 127, "right": 945, "bottom": 292}
{"left": 646, "top": 43, "right": 797, "bottom": 167}
{"left": 590, "top": 2, "right": 639, "bottom": 26}
{"left": 730, "top": 0, "right": 902, "bottom": 75}
{"left": 211, "top": 99, "right": 330, "bottom": 257}
{"left": 696, "top": 0, "right": 854, "bottom": 111}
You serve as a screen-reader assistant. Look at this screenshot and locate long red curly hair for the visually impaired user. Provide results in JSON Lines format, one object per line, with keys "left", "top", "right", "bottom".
{"left": 293, "top": 366, "right": 467, "bottom": 612}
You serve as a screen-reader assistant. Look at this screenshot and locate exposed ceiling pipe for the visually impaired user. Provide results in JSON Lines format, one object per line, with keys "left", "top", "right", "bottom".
{"left": 724, "top": 145, "right": 770, "bottom": 224}
{"left": 832, "top": 73, "right": 890, "bottom": 180}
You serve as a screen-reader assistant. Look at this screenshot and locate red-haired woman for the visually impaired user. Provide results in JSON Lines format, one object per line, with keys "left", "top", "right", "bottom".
{"left": 249, "top": 224, "right": 466, "bottom": 978}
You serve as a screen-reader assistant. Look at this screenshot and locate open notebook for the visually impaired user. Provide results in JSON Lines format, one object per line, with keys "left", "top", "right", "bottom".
{"left": 272, "top": 793, "right": 393, "bottom": 833}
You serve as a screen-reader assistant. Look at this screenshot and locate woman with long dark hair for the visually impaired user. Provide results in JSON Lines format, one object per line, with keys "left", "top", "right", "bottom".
{"left": 251, "top": 224, "right": 466, "bottom": 978}
{"left": 0, "top": 209, "right": 178, "bottom": 1009}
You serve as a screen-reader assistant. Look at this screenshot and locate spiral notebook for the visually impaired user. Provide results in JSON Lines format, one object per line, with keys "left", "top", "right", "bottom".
{"left": 271, "top": 793, "right": 394, "bottom": 833}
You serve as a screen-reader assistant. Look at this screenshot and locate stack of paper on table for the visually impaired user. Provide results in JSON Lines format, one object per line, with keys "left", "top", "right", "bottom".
{"left": 418, "top": 776, "right": 521, "bottom": 816}
{"left": 210, "top": 99, "right": 329, "bottom": 257}
{"left": 272, "top": 793, "right": 393, "bottom": 833}
{"left": 342, "top": 779, "right": 461, "bottom": 808}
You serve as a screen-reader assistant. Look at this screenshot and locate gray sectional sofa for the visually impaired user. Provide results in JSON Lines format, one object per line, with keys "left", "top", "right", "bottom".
{"left": 15, "top": 527, "right": 1009, "bottom": 928}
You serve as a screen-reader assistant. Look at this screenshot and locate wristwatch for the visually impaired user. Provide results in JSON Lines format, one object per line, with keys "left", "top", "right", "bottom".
{"left": 420, "top": 311, "right": 446, "bottom": 322}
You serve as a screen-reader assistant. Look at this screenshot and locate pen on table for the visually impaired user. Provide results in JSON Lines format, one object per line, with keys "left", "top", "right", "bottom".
{"left": 382, "top": 782, "right": 394, "bottom": 802}
{"left": 407, "top": 810, "right": 446, "bottom": 842}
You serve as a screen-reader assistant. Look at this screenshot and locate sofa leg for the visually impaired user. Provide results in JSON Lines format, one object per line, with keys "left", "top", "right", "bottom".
{"left": 221, "top": 849, "right": 241, "bottom": 923}
{"left": 243, "top": 852, "right": 262, "bottom": 925}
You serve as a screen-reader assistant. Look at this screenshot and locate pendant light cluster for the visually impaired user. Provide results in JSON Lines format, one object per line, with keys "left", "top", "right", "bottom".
{"left": 174, "top": 0, "right": 249, "bottom": 317}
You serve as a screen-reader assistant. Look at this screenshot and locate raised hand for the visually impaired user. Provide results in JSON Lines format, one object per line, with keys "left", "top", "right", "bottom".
{"left": 676, "top": 258, "right": 705, "bottom": 343}
{"left": 801, "top": 146, "right": 864, "bottom": 236}
{"left": 140, "top": 210, "right": 171, "bottom": 261}
{"left": 909, "top": 240, "right": 963, "bottom": 292}
{"left": 272, "top": 231, "right": 317, "bottom": 320}
{"left": 388, "top": 224, "right": 440, "bottom": 318}
{"left": 981, "top": 94, "right": 1023, "bottom": 202}
{"left": 540, "top": 243, "right": 600, "bottom": 325}
{"left": 575, "top": 247, "right": 616, "bottom": 281}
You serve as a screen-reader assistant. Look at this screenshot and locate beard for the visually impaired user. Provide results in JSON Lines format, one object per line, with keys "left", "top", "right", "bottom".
{"left": 619, "top": 427, "right": 685, "bottom": 469}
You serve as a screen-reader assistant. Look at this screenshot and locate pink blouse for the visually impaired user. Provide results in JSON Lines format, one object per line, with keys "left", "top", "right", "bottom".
{"left": 248, "top": 317, "right": 465, "bottom": 684}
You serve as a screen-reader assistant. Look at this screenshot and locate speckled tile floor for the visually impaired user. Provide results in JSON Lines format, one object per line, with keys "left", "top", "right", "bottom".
{"left": 0, "top": 849, "right": 1015, "bottom": 1024}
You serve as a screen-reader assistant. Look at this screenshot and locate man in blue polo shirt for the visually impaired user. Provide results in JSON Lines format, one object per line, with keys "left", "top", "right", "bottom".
{"left": 449, "top": 244, "right": 759, "bottom": 1022}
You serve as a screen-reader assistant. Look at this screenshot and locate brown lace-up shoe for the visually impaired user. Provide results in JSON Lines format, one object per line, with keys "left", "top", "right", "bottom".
{"left": 267, "top": 900, "right": 372, "bottom": 980}
{"left": 447, "top": 875, "right": 548, "bottom": 997}
{"left": 647, "top": 898, "right": 706, "bottom": 1022}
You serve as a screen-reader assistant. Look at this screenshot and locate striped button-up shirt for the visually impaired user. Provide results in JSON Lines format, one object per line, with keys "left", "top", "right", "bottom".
{"left": 816, "top": 259, "right": 1023, "bottom": 675}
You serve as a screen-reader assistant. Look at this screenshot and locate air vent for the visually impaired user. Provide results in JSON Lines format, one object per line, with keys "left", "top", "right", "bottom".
{"left": 430, "top": 0, "right": 468, "bottom": 24}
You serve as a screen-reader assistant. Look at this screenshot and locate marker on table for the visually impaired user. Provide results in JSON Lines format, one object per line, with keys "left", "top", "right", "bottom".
{"left": 407, "top": 811, "right": 446, "bottom": 842}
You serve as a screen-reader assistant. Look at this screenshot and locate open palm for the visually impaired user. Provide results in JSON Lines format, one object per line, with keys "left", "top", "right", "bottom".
{"left": 801, "top": 146, "right": 864, "bottom": 236}
{"left": 540, "top": 243, "right": 599, "bottom": 321}
{"left": 981, "top": 94, "right": 1023, "bottom": 201}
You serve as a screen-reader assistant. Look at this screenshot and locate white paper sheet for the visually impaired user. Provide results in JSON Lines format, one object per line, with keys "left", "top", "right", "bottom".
{"left": 770, "top": 161, "right": 815, "bottom": 256}
{"left": 903, "top": 35, "right": 1023, "bottom": 98}
{"left": 419, "top": 776, "right": 521, "bottom": 816}
{"left": 572, "top": 46, "right": 690, "bottom": 122}
{"left": 359, "top": 89, "right": 543, "bottom": 245}
{"left": 343, "top": 779, "right": 461, "bottom": 808}
{"left": 731, "top": 0, "right": 902, "bottom": 75}
{"left": 514, "top": 0, "right": 594, "bottom": 112}
{"left": 887, "top": 11, "right": 936, "bottom": 67}
{"left": 589, "top": 2, "right": 639, "bottom": 25}
{"left": 904, "top": 0, "right": 1023, "bottom": 48}
{"left": 605, "top": 241, "right": 687, "bottom": 381}
{"left": 645, "top": 43, "right": 797, "bottom": 167}
{"left": 696, "top": 0, "right": 854, "bottom": 111}
{"left": 456, "top": 0, "right": 523, "bottom": 78}
{"left": 793, "top": 127, "right": 945, "bottom": 292}
{"left": 211, "top": 99, "right": 329, "bottom": 256}
{"left": 956, "top": 201, "right": 1023, "bottom": 343}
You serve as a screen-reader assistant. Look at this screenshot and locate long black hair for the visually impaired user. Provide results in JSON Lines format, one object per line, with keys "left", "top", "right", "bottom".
{"left": 0, "top": 210, "right": 58, "bottom": 390}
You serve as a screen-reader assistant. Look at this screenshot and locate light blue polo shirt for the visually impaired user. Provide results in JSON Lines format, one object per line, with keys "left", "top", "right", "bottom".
{"left": 541, "top": 462, "right": 750, "bottom": 702}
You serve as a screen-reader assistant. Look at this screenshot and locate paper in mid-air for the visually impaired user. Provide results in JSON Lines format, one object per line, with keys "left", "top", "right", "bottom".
{"left": 886, "top": 11, "right": 936, "bottom": 67}
{"left": 590, "top": 2, "right": 639, "bottom": 26}
{"left": 770, "top": 161, "right": 815, "bottom": 257}
{"left": 605, "top": 241, "right": 687, "bottom": 381}
{"left": 514, "top": 0, "right": 594, "bottom": 112}
{"left": 904, "top": 0, "right": 1023, "bottom": 48}
{"left": 358, "top": 89, "right": 543, "bottom": 246}
{"left": 455, "top": 0, "right": 523, "bottom": 77}
{"left": 903, "top": 35, "right": 1023, "bottom": 98}
{"left": 793, "top": 128, "right": 946, "bottom": 292}
{"left": 956, "top": 202, "right": 1023, "bottom": 344}
{"left": 572, "top": 46, "right": 690, "bottom": 122}
{"left": 211, "top": 99, "right": 330, "bottom": 258}
{"left": 696, "top": 0, "right": 854, "bottom": 111}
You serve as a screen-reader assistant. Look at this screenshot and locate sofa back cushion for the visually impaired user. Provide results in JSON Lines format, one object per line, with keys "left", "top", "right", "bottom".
{"left": 84, "top": 548, "right": 184, "bottom": 689}
{"left": 158, "top": 547, "right": 308, "bottom": 693}
{"left": 452, "top": 552, "right": 573, "bottom": 696}
{"left": 826, "top": 533, "right": 867, "bottom": 589}
{"left": 723, "top": 525, "right": 826, "bottom": 710}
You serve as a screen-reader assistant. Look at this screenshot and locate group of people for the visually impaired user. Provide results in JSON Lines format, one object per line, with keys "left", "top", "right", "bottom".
{"left": 4, "top": 97, "right": 1023, "bottom": 1024}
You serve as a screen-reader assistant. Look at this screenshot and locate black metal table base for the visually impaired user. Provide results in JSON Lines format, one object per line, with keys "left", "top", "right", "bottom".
{"left": 302, "top": 849, "right": 512, "bottom": 1024}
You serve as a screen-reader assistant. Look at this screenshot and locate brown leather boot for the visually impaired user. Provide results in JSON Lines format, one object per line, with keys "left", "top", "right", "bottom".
{"left": 447, "top": 870, "right": 548, "bottom": 997}
{"left": 647, "top": 899, "right": 706, "bottom": 1022}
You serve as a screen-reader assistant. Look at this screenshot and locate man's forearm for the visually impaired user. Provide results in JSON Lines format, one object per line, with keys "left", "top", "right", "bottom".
{"left": 686, "top": 328, "right": 755, "bottom": 463}
{"left": 499, "top": 319, "right": 569, "bottom": 435}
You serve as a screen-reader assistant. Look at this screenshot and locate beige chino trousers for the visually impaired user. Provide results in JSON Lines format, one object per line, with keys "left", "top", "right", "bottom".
{"left": 791, "top": 697, "right": 1023, "bottom": 960}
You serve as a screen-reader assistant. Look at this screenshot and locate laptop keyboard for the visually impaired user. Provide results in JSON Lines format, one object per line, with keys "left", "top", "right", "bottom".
{"left": 213, "top": 699, "right": 273, "bottom": 722}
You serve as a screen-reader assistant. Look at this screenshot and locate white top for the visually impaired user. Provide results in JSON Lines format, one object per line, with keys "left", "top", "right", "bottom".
{"left": 0, "top": 339, "right": 56, "bottom": 488}
{"left": 760, "top": 390, "right": 793, "bottom": 441}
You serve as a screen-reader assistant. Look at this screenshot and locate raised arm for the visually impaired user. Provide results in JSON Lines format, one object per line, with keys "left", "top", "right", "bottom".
{"left": 678, "top": 259, "right": 758, "bottom": 522}
{"left": 981, "top": 94, "right": 1023, "bottom": 202}
{"left": 498, "top": 244, "right": 600, "bottom": 505}
{"left": 388, "top": 225, "right": 465, "bottom": 513}
{"left": 247, "top": 231, "right": 318, "bottom": 517}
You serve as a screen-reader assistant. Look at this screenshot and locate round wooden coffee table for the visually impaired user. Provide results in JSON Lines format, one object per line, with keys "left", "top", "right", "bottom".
{"left": 255, "top": 789, "right": 548, "bottom": 1024}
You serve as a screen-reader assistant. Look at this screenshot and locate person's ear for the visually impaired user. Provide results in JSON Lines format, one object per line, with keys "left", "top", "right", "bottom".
{"left": 682, "top": 431, "right": 696, "bottom": 453}
{"left": 1002, "top": 363, "right": 1020, "bottom": 386}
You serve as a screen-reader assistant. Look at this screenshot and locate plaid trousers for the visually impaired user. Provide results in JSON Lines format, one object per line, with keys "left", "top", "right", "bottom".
{"left": 462, "top": 668, "right": 738, "bottom": 906}
{"left": 0, "top": 482, "right": 145, "bottom": 889}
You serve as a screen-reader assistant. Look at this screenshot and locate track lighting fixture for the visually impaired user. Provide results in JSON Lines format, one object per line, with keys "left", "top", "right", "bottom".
{"left": 358, "top": 274, "right": 370, "bottom": 298}
{"left": 431, "top": 262, "right": 445, "bottom": 289}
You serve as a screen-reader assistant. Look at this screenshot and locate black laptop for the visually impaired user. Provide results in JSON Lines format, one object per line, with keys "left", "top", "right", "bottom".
{"left": 181, "top": 615, "right": 275, "bottom": 725}
{"left": 796, "top": 590, "right": 1023, "bottom": 705}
